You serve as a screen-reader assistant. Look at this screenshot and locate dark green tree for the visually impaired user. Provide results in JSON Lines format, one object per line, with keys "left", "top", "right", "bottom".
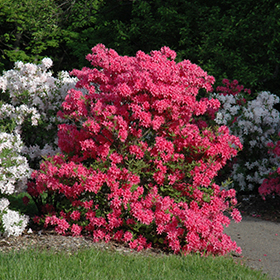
{"left": 0, "top": 0, "right": 62, "bottom": 70}
{"left": 0, "top": 0, "right": 104, "bottom": 72}
{"left": 1, "top": 0, "right": 279, "bottom": 96}
{"left": 66, "top": 0, "right": 280, "bottom": 95}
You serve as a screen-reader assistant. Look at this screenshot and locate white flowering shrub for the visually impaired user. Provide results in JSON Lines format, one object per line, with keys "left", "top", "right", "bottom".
{"left": 0, "top": 58, "right": 78, "bottom": 169}
{"left": 0, "top": 132, "right": 31, "bottom": 194}
{"left": 211, "top": 80, "right": 280, "bottom": 192}
{"left": 0, "top": 198, "right": 29, "bottom": 237}
{"left": 0, "top": 132, "right": 30, "bottom": 236}
{"left": 0, "top": 58, "right": 78, "bottom": 236}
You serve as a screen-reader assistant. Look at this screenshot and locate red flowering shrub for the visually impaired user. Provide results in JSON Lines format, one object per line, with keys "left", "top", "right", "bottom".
{"left": 259, "top": 134, "right": 280, "bottom": 198}
{"left": 28, "top": 44, "right": 242, "bottom": 255}
{"left": 216, "top": 78, "right": 251, "bottom": 97}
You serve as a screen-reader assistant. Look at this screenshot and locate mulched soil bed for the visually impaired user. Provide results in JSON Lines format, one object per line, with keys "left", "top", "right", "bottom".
{"left": 0, "top": 228, "right": 166, "bottom": 257}
{"left": 237, "top": 193, "right": 280, "bottom": 223}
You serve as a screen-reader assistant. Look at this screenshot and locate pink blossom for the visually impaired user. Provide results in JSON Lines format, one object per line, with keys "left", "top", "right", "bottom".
{"left": 123, "top": 231, "right": 133, "bottom": 242}
{"left": 231, "top": 208, "right": 242, "bottom": 223}
{"left": 55, "top": 218, "right": 70, "bottom": 235}
{"left": 70, "top": 210, "right": 81, "bottom": 221}
{"left": 71, "top": 224, "right": 82, "bottom": 236}
{"left": 83, "top": 200, "right": 93, "bottom": 209}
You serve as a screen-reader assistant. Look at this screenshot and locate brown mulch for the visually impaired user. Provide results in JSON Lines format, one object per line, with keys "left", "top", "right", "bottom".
{"left": 0, "top": 229, "right": 97, "bottom": 254}
{"left": 0, "top": 228, "right": 165, "bottom": 257}
{"left": 236, "top": 193, "right": 280, "bottom": 223}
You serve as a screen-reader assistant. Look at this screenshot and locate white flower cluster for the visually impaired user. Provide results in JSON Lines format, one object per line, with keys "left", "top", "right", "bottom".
{"left": 0, "top": 132, "right": 31, "bottom": 194}
{"left": 0, "top": 198, "right": 29, "bottom": 237}
{"left": 212, "top": 91, "right": 280, "bottom": 191}
{"left": 0, "top": 132, "right": 31, "bottom": 236}
{"left": 0, "top": 103, "right": 40, "bottom": 133}
{"left": 0, "top": 58, "right": 78, "bottom": 236}
{"left": 214, "top": 95, "right": 241, "bottom": 125}
{"left": 0, "top": 59, "right": 77, "bottom": 121}
{"left": 0, "top": 58, "right": 78, "bottom": 165}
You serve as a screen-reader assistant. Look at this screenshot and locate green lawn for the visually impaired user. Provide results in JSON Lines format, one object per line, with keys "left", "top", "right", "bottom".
{"left": 0, "top": 247, "right": 268, "bottom": 280}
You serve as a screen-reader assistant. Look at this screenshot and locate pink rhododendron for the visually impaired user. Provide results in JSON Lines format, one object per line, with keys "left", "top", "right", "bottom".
{"left": 70, "top": 210, "right": 81, "bottom": 221}
{"left": 259, "top": 137, "right": 280, "bottom": 197}
{"left": 71, "top": 224, "right": 82, "bottom": 236}
{"left": 216, "top": 79, "right": 251, "bottom": 96}
{"left": 29, "top": 44, "right": 242, "bottom": 256}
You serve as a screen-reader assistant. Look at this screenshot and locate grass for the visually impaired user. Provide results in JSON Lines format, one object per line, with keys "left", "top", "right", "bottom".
{"left": 0, "top": 247, "right": 269, "bottom": 280}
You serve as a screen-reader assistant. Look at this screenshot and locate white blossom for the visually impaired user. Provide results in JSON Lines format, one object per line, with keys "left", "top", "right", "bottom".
{"left": 212, "top": 91, "right": 280, "bottom": 192}
{"left": 0, "top": 198, "right": 10, "bottom": 212}
{"left": 41, "top": 57, "right": 53, "bottom": 69}
{"left": 1, "top": 209, "right": 29, "bottom": 237}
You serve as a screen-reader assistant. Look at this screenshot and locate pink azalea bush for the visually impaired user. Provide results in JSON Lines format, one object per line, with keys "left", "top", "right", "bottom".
{"left": 28, "top": 44, "right": 242, "bottom": 256}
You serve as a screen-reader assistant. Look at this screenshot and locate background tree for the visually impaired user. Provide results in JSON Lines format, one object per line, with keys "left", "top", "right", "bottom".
{"left": 1, "top": 0, "right": 279, "bottom": 95}
{"left": 0, "top": 0, "right": 103, "bottom": 72}
{"left": 80, "top": 0, "right": 279, "bottom": 95}
{"left": 0, "top": 0, "right": 61, "bottom": 70}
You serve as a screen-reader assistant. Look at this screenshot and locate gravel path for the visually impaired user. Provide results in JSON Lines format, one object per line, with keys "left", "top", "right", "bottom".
{"left": 224, "top": 216, "right": 280, "bottom": 279}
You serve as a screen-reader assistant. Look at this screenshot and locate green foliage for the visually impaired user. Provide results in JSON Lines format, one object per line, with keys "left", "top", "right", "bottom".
{"left": 1, "top": 0, "right": 279, "bottom": 95}
{"left": 0, "top": 106, "right": 16, "bottom": 134}
{"left": 0, "top": 0, "right": 103, "bottom": 72}
{"left": 111, "top": 1, "right": 280, "bottom": 95}
{"left": 0, "top": 0, "right": 61, "bottom": 70}
{"left": 62, "top": 0, "right": 280, "bottom": 95}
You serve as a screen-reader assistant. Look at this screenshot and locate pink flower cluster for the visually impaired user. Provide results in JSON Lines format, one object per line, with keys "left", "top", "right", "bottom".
{"left": 259, "top": 134, "right": 280, "bottom": 197}
{"left": 29, "top": 44, "right": 242, "bottom": 256}
{"left": 216, "top": 79, "right": 251, "bottom": 97}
